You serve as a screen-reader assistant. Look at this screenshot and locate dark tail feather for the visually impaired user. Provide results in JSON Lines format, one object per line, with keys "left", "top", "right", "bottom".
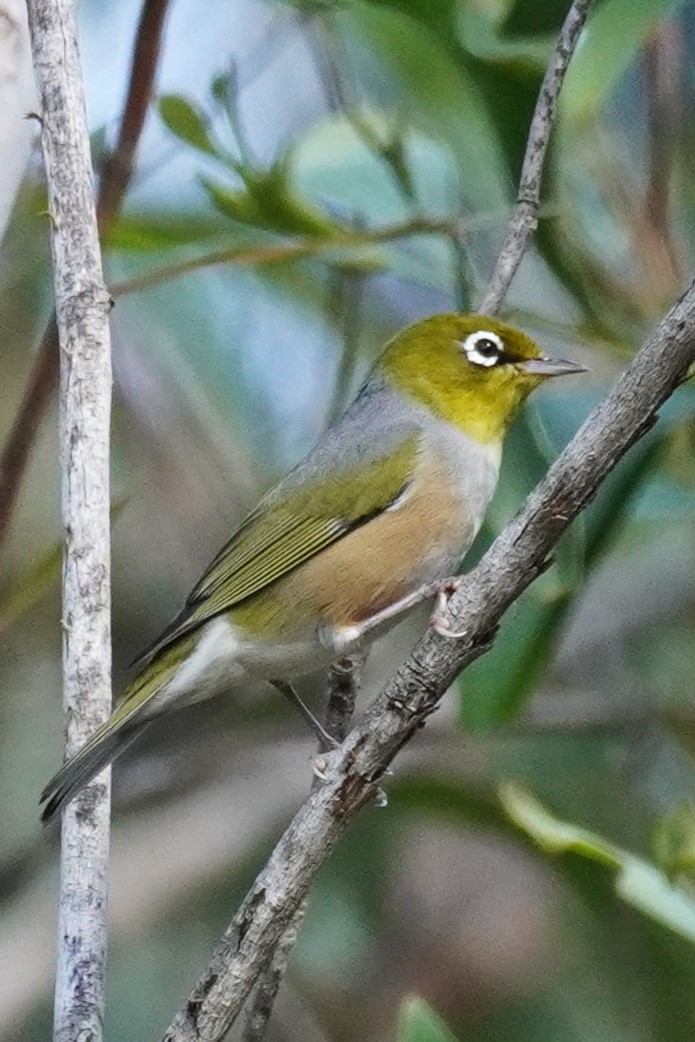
{"left": 40, "top": 723, "right": 147, "bottom": 825}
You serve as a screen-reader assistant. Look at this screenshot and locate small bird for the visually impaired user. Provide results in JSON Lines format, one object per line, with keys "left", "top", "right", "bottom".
{"left": 40, "top": 313, "right": 584, "bottom": 821}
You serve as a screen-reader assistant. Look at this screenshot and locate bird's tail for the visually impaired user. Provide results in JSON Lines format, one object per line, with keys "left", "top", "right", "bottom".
{"left": 40, "top": 714, "right": 147, "bottom": 824}
{"left": 40, "top": 633, "right": 198, "bottom": 823}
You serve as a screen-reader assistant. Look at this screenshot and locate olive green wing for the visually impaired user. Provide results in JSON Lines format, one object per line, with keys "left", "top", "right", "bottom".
{"left": 136, "top": 431, "right": 420, "bottom": 663}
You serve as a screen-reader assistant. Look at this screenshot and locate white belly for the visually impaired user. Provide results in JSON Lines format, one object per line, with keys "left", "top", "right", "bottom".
{"left": 154, "top": 616, "right": 330, "bottom": 712}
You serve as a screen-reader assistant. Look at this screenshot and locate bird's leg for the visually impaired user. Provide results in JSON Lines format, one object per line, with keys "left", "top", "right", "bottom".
{"left": 428, "top": 577, "right": 468, "bottom": 639}
{"left": 339, "top": 577, "right": 467, "bottom": 643}
{"left": 270, "top": 679, "right": 339, "bottom": 749}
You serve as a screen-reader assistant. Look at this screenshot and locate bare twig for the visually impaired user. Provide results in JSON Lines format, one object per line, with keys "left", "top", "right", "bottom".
{"left": 162, "top": 268, "right": 695, "bottom": 1042}
{"left": 321, "top": 654, "right": 364, "bottom": 750}
{"left": 96, "top": 0, "right": 169, "bottom": 227}
{"left": 0, "top": 0, "right": 171, "bottom": 558}
{"left": 478, "top": 0, "right": 595, "bottom": 315}
{"left": 108, "top": 213, "right": 496, "bottom": 299}
{"left": 324, "top": 266, "right": 366, "bottom": 429}
{"left": 25, "top": 1, "right": 113, "bottom": 1040}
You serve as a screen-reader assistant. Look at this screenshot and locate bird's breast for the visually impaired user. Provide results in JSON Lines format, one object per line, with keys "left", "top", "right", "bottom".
{"left": 279, "top": 420, "right": 501, "bottom": 630}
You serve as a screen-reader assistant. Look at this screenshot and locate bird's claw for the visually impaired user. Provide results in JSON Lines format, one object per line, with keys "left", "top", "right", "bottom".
{"left": 429, "top": 578, "right": 467, "bottom": 639}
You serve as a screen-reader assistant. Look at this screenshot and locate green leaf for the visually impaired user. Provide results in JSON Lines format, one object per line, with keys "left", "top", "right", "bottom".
{"left": 500, "top": 0, "right": 569, "bottom": 38}
{"left": 398, "top": 997, "right": 459, "bottom": 1042}
{"left": 652, "top": 803, "right": 695, "bottom": 883}
{"left": 0, "top": 540, "right": 62, "bottom": 635}
{"left": 458, "top": 388, "right": 680, "bottom": 730}
{"left": 159, "top": 94, "right": 219, "bottom": 157}
{"left": 200, "top": 165, "right": 337, "bottom": 239}
{"left": 107, "top": 213, "right": 226, "bottom": 252}
{"left": 502, "top": 783, "right": 695, "bottom": 946}
{"left": 561, "top": 0, "right": 684, "bottom": 124}
{"left": 339, "top": 4, "right": 510, "bottom": 212}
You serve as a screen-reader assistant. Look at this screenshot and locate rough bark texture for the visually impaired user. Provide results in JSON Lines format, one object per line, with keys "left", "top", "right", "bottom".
{"left": 25, "top": 2, "right": 113, "bottom": 1041}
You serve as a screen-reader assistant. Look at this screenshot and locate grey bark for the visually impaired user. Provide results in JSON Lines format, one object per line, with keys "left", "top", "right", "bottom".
{"left": 25, "top": 1, "right": 113, "bottom": 1041}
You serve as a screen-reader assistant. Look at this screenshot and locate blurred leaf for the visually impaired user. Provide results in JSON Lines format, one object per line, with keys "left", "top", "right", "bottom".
{"left": 502, "top": 783, "right": 695, "bottom": 945}
{"left": 561, "top": 0, "right": 684, "bottom": 124}
{"left": 339, "top": 4, "right": 510, "bottom": 211}
{"left": 653, "top": 802, "right": 695, "bottom": 884}
{"left": 159, "top": 94, "right": 220, "bottom": 157}
{"left": 390, "top": 776, "right": 514, "bottom": 834}
{"left": 0, "top": 500, "right": 128, "bottom": 634}
{"left": 294, "top": 112, "right": 460, "bottom": 292}
{"left": 0, "top": 540, "right": 61, "bottom": 636}
{"left": 398, "top": 996, "right": 459, "bottom": 1042}
{"left": 107, "top": 213, "right": 227, "bottom": 252}
{"left": 199, "top": 142, "right": 339, "bottom": 239}
{"left": 500, "top": 0, "right": 569, "bottom": 37}
{"left": 460, "top": 391, "right": 674, "bottom": 730}
{"left": 199, "top": 173, "right": 334, "bottom": 238}
{"left": 360, "top": 0, "right": 459, "bottom": 40}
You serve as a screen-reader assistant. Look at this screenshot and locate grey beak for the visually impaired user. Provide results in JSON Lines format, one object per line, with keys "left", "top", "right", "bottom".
{"left": 519, "top": 356, "right": 588, "bottom": 378}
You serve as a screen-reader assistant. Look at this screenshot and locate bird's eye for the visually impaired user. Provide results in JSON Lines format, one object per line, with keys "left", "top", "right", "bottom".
{"left": 474, "top": 338, "right": 499, "bottom": 357}
{"left": 459, "top": 330, "right": 503, "bottom": 368}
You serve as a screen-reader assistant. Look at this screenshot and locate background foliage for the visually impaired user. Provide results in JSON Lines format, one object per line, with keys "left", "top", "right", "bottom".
{"left": 1, "top": 0, "right": 695, "bottom": 1039}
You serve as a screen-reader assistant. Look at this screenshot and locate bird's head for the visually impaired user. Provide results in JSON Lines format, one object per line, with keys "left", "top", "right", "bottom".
{"left": 378, "top": 313, "right": 586, "bottom": 443}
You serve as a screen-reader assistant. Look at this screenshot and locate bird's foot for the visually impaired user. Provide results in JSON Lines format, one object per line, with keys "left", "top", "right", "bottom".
{"left": 429, "top": 577, "right": 467, "bottom": 639}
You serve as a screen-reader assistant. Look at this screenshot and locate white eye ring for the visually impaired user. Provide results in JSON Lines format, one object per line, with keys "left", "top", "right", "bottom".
{"left": 460, "top": 330, "right": 503, "bottom": 368}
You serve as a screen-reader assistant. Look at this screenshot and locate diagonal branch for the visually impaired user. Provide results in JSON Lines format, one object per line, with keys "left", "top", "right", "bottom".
{"left": 162, "top": 270, "right": 695, "bottom": 1042}
{"left": 0, "top": 0, "right": 171, "bottom": 557}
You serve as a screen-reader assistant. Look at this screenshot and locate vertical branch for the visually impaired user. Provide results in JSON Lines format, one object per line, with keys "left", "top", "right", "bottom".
{"left": 478, "top": 0, "right": 595, "bottom": 315}
{"left": 25, "top": 2, "right": 113, "bottom": 1041}
{"left": 96, "top": 0, "right": 169, "bottom": 228}
{"left": 324, "top": 265, "right": 365, "bottom": 429}
{"left": 0, "top": 0, "right": 171, "bottom": 559}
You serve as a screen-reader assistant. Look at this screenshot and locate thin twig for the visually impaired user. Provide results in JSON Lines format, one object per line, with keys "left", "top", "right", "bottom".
{"left": 161, "top": 268, "right": 695, "bottom": 1042}
{"left": 0, "top": 0, "right": 171, "bottom": 558}
{"left": 321, "top": 654, "right": 364, "bottom": 750}
{"left": 324, "top": 266, "right": 366, "bottom": 429}
{"left": 478, "top": 0, "right": 595, "bottom": 315}
{"left": 96, "top": 0, "right": 170, "bottom": 228}
{"left": 25, "top": 2, "right": 113, "bottom": 1040}
{"left": 108, "top": 214, "right": 492, "bottom": 299}
{"left": 306, "top": 13, "right": 414, "bottom": 202}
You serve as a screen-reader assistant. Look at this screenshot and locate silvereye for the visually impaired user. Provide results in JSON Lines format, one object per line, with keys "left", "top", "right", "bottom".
{"left": 41, "top": 313, "right": 584, "bottom": 821}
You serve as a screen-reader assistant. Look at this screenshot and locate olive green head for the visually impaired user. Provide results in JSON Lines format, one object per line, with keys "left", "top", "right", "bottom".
{"left": 378, "top": 313, "right": 585, "bottom": 443}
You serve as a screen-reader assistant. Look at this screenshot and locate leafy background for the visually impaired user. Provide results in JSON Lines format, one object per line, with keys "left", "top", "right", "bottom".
{"left": 2, "top": 0, "right": 695, "bottom": 1039}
